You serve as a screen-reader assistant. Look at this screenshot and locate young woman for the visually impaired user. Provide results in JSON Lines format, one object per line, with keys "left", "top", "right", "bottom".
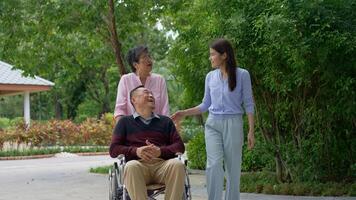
{"left": 172, "top": 38, "right": 255, "bottom": 200}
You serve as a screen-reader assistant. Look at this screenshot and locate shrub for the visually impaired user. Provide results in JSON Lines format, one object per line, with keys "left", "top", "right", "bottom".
{"left": 101, "top": 113, "right": 115, "bottom": 127}
{"left": 0, "top": 130, "right": 5, "bottom": 149}
{"left": 187, "top": 130, "right": 206, "bottom": 170}
{"left": 170, "top": 0, "right": 356, "bottom": 184}
{"left": 255, "top": 184, "right": 263, "bottom": 193}
{"left": 180, "top": 123, "right": 203, "bottom": 143}
{"left": 22, "top": 120, "right": 79, "bottom": 146}
{"left": 292, "top": 183, "right": 310, "bottom": 196}
{"left": 9, "top": 117, "right": 24, "bottom": 127}
{"left": 262, "top": 184, "right": 274, "bottom": 194}
{"left": 279, "top": 183, "right": 293, "bottom": 195}
{"left": 0, "top": 118, "right": 10, "bottom": 130}
{"left": 349, "top": 184, "right": 356, "bottom": 196}
{"left": 239, "top": 172, "right": 354, "bottom": 196}
{"left": 80, "top": 117, "right": 112, "bottom": 146}
{"left": 0, "top": 117, "right": 114, "bottom": 149}
{"left": 321, "top": 183, "right": 347, "bottom": 196}
{"left": 309, "top": 183, "right": 323, "bottom": 196}
{"left": 242, "top": 132, "right": 273, "bottom": 172}
{"left": 0, "top": 129, "right": 27, "bottom": 147}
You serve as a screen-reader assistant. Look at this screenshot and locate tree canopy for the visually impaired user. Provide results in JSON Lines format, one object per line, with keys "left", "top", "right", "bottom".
{"left": 0, "top": 0, "right": 355, "bottom": 183}
{"left": 164, "top": 0, "right": 355, "bottom": 182}
{"left": 0, "top": 0, "right": 170, "bottom": 119}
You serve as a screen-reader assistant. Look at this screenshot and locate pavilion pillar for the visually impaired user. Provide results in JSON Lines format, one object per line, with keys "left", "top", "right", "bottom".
{"left": 24, "top": 91, "right": 30, "bottom": 127}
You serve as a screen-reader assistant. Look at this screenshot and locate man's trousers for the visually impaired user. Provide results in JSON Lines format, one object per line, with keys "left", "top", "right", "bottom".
{"left": 124, "top": 158, "right": 185, "bottom": 200}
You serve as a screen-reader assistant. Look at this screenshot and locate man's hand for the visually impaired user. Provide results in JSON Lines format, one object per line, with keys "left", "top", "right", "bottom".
{"left": 145, "top": 140, "right": 161, "bottom": 158}
{"left": 136, "top": 140, "right": 161, "bottom": 161}
{"left": 136, "top": 146, "right": 153, "bottom": 161}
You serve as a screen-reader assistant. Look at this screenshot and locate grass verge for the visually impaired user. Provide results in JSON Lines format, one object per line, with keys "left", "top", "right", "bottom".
{"left": 90, "top": 165, "right": 112, "bottom": 174}
{"left": 0, "top": 146, "right": 108, "bottom": 157}
{"left": 240, "top": 171, "right": 355, "bottom": 196}
{"left": 90, "top": 167, "right": 355, "bottom": 196}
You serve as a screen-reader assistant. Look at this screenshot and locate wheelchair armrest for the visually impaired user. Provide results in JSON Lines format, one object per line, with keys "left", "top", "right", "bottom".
{"left": 175, "top": 152, "right": 188, "bottom": 166}
{"left": 117, "top": 154, "right": 126, "bottom": 165}
{"left": 175, "top": 152, "right": 183, "bottom": 158}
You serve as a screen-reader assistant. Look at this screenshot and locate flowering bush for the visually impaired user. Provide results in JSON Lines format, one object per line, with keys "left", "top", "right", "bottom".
{"left": 0, "top": 114, "right": 114, "bottom": 149}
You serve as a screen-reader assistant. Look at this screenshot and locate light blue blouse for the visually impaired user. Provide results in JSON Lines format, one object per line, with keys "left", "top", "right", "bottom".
{"left": 198, "top": 67, "right": 254, "bottom": 115}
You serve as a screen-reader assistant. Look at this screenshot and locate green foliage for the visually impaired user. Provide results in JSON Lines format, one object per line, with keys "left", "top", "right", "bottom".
{"left": 0, "top": 95, "right": 23, "bottom": 118}
{"left": 179, "top": 121, "right": 204, "bottom": 143}
{"left": 0, "top": 148, "right": 61, "bottom": 157}
{"left": 90, "top": 165, "right": 112, "bottom": 174}
{"left": 0, "top": 0, "right": 171, "bottom": 119}
{"left": 1, "top": 0, "right": 354, "bottom": 186}
{"left": 0, "top": 116, "right": 113, "bottom": 149}
{"left": 164, "top": 0, "right": 356, "bottom": 183}
{"left": 0, "top": 118, "right": 10, "bottom": 130}
{"left": 242, "top": 132, "right": 273, "bottom": 172}
{"left": 186, "top": 130, "right": 206, "bottom": 170}
{"left": 240, "top": 171, "right": 278, "bottom": 192}
{"left": 79, "top": 117, "right": 114, "bottom": 146}
{"left": 0, "top": 146, "right": 108, "bottom": 157}
{"left": 9, "top": 117, "right": 25, "bottom": 127}
{"left": 63, "top": 146, "right": 108, "bottom": 153}
{"left": 101, "top": 113, "right": 115, "bottom": 125}
{"left": 350, "top": 184, "right": 356, "bottom": 196}
{"left": 240, "top": 171, "right": 355, "bottom": 196}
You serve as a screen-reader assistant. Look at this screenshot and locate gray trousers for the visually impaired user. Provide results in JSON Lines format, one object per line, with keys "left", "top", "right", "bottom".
{"left": 205, "top": 114, "right": 244, "bottom": 200}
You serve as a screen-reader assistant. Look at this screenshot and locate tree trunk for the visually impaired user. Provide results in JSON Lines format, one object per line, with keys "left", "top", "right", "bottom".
{"left": 99, "top": 99, "right": 110, "bottom": 118}
{"left": 275, "top": 149, "right": 292, "bottom": 183}
{"left": 108, "top": 0, "right": 127, "bottom": 76}
{"left": 99, "top": 67, "right": 111, "bottom": 118}
{"left": 54, "top": 93, "right": 63, "bottom": 120}
{"left": 275, "top": 150, "right": 284, "bottom": 183}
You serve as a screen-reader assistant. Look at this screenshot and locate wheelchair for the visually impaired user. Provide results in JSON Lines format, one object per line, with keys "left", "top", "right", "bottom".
{"left": 108, "top": 154, "right": 192, "bottom": 200}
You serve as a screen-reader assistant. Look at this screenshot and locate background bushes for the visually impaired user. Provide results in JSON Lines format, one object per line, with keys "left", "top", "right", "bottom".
{"left": 169, "top": 0, "right": 355, "bottom": 184}
{"left": 0, "top": 117, "right": 24, "bottom": 130}
{"left": 186, "top": 130, "right": 206, "bottom": 170}
{"left": 0, "top": 113, "right": 114, "bottom": 150}
{"left": 0, "top": 118, "right": 10, "bottom": 130}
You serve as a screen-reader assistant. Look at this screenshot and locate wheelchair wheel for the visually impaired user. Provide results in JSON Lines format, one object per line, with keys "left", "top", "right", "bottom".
{"left": 109, "top": 163, "right": 131, "bottom": 200}
{"left": 182, "top": 169, "right": 192, "bottom": 200}
{"left": 109, "top": 166, "right": 119, "bottom": 200}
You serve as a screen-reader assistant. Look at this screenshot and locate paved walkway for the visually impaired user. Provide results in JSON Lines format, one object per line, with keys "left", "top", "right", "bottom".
{"left": 0, "top": 155, "right": 354, "bottom": 200}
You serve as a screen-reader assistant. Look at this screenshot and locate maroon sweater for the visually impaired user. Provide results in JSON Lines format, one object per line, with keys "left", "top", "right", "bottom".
{"left": 109, "top": 115, "right": 185, "bottom": 161}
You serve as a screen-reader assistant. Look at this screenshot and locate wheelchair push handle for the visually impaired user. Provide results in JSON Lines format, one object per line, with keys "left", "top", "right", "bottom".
{"left": 117, "top": 154, "right": 126, "bottom": 164}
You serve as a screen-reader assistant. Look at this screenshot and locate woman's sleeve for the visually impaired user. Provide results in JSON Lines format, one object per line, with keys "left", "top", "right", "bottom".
{"left": 114, "top": 76, "right": 128, "bottom": 118}
{"left": 160, "top": 77, "right": 170, "bottom": 116}
{"left": 197, "top": 73, "right": 211, "bottom": 112}
{"left": 242, "top": 70, "right": 255, "bottom": 114}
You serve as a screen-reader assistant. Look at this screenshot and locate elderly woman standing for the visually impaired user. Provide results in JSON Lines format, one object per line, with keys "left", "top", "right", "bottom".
{"left": 172, "top": 38, "right": 255, "bottom": 200}
{"left": 114, "top": 45, "right": 169, "bottom": 121}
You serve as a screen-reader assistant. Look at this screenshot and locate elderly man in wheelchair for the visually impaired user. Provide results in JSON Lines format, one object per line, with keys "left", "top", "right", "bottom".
{"left": 109, "top": 85, "right": 191, "bottom": 200}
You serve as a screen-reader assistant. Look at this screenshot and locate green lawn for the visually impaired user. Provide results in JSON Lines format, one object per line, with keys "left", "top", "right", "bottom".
{"left": 0, "top": 146, "right": 108, "bottom": 157}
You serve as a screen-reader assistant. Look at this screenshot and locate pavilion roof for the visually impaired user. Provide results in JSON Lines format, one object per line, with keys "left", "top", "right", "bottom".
{"left": 0, "top": 60, "right": 54, "bottom": 96}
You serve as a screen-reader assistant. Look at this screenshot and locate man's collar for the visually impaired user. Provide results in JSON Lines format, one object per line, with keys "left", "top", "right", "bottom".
{"left": 133, "top": 111, "right": 160, "bottom": 119}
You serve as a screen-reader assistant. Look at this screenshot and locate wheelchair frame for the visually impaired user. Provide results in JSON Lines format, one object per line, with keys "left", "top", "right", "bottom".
{"left": 108, "top": 154, "right": 192, "bottom": 200}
